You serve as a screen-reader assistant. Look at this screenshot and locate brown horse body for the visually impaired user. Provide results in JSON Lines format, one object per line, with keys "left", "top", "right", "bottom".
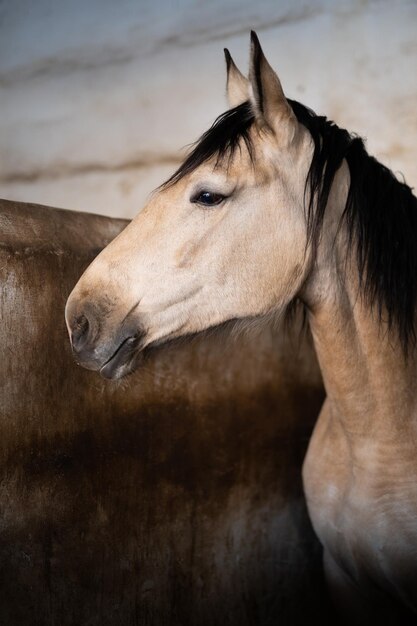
{"left": 0, "top": 198, "right": 328, "bottom": 625}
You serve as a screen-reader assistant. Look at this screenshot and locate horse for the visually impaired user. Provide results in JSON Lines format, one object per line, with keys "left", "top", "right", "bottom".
{"left": 65, "top": 32, "right": 417, "bottom": 624}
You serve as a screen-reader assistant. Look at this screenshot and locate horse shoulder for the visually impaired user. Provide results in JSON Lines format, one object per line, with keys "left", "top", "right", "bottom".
{"left": 303, "top": 399, "right": 417, "bottom": 617}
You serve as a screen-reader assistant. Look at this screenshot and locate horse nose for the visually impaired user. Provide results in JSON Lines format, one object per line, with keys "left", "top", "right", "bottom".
{"left": 65, "top": 293, "right": 103, "bottom": 356}
{"left": 70, "top": 314, "right": 91, "bottom": 353}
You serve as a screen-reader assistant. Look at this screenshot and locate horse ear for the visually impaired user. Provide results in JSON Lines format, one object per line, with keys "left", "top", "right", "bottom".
{"left": 248, "top": 31, "right": 296, "bottom": 141}
{"left": 224, "top": 48, "right": 250, "bottom": 108}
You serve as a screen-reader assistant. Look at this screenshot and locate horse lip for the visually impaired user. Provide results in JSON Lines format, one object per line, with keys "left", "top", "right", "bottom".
{"left": 99, "top": 334, "right": 144, "bottom": 380}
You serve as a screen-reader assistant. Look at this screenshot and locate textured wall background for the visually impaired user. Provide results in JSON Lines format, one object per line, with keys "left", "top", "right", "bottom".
{"left": 0, "top": 0, "right": 416, "bottom": 218}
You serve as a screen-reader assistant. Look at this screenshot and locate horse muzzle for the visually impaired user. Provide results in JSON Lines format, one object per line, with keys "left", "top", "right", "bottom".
{"left": 65, "top": 300, "right": 146, "bottom": 380}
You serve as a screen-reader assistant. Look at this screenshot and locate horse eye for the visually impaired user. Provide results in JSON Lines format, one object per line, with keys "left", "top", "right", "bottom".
{"left": 191, "top": 191, "right": 226, "bottom": 206}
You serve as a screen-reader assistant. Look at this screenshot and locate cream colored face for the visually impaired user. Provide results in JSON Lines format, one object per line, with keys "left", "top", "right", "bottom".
{"left": 65, "top": 34, "right": 313, "bottom": 379}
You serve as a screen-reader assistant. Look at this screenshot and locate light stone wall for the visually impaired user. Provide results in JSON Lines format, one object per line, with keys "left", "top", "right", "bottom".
{"left": 0, "top": 0, "right": 416, "bottom": 219}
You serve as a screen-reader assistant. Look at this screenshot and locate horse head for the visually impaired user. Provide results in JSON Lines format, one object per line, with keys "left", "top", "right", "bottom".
{"left": 65, "top": 32, "right": 313, "bottom": 379}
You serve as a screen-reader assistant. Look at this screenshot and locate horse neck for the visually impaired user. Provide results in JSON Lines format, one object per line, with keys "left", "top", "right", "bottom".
{"left": 302, "top": 170, "right": 417, "bottom": 444}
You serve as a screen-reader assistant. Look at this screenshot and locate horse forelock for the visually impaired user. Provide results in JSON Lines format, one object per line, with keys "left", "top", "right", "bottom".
{"left": 161, "top": 101, "right": 256, "bottom": 188}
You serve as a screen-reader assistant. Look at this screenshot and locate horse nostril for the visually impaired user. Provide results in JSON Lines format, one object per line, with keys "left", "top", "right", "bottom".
{"left": 71, "top": 314, "right": 90, "bottom": 351}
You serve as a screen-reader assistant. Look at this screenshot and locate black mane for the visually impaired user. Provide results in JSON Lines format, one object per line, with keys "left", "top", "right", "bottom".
{"left": 165, "top": 99, "right": 417, "bottom": 351}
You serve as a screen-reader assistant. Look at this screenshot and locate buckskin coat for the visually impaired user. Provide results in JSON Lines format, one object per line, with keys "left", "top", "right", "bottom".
{"left": 0, "top": 199, "right": 330, "bottom": 625}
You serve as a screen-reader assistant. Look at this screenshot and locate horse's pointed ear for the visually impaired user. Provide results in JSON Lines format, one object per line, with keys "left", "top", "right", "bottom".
{"left": 224, "top": 48, "right": 250, "bottom": 108}
{"left": 249, "top": 31, "right": 296, "bottom": 142}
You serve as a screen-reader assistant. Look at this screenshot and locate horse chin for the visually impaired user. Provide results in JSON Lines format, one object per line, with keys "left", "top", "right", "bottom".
{"left": 98, "top": 318, "right": 243, "bottom": 380}
{"left": 99, "top": 349, "right": 144, "bottom": 380}
{"left": 98, "top": 334, "right": 147, "bottom": 380}
{"left": 98, "top": 334, "right": 170, "bottom": 380}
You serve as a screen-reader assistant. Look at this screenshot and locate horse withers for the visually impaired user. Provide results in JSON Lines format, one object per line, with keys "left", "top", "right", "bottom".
{"left": 66, "top": 32, "right": 417, "bottom": 624}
